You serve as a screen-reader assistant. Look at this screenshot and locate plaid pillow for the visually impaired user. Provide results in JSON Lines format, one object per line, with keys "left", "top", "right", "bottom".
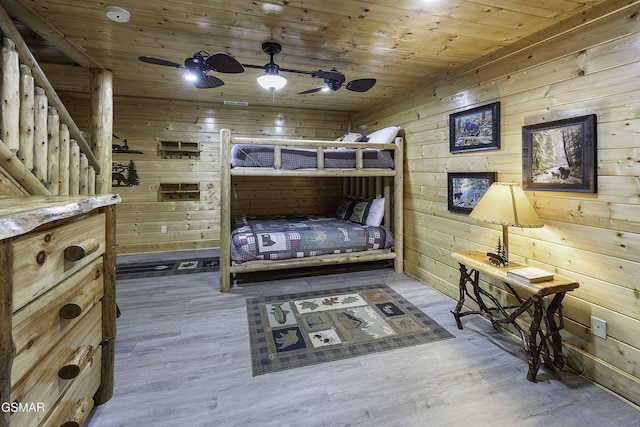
{"left": 335, "top": 197, "right": 355, "bottom": 220}
{"left": 348, "top": 199, "right": 372, "bottom": 224}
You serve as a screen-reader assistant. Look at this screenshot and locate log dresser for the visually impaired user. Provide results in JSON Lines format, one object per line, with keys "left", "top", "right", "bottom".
{"left": 0, "top": 195, "right": 120, "bottom": 427}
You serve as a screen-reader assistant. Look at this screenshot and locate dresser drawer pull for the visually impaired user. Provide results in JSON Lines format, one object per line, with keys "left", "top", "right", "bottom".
{"left": 61, "top": 397, "right": 94, "bottom": 427}
{"left": 58, "top": 345, "right": 93, "bottom": 380}
{"left": 60, "top": 291, "right": 96, "bottom": 319}
{"left": 64, "top": 238, "right": 100, "bottom": 261}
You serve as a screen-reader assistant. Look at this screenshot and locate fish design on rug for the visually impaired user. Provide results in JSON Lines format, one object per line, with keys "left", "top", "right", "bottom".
{"left": 274, "top": 329, "right": 300, "bottom": 350}
{"left": 271, "top": 303, "right": 290, "bottom": 324}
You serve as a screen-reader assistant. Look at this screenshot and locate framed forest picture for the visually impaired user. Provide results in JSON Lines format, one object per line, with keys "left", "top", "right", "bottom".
{"left": 522, "top": 114, "right": 597, "bottom": 193}
{"left": 447, "top": 172, "right": 497, "bottom": 214}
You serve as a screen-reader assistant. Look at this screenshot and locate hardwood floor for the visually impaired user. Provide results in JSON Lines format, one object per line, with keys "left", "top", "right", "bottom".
{"left": 86, "top": 250, "right": 639, "bottom": 426}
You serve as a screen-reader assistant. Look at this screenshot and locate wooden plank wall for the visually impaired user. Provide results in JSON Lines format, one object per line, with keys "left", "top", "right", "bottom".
{"left": 351, "top": 3, "right": 640, "bottom": 405}
{"left": 58, "top": 92, "right": 349, "bottom": 254}
{"left": 231, "top": 176, "right": 343, "bottom": 217}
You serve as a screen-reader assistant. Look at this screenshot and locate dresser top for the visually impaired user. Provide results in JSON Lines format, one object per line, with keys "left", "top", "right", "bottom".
{"left": 0, "top": 194, "right": 121, "bottom": 240}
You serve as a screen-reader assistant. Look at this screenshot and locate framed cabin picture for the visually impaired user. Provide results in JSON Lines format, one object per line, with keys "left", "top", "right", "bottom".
{"left": 449, "top": 102, "right": 500, "bottom": 153}
{"left": 447, "top": 172, "right": 497, "bottom": 214}
{"left": 522, "top": 114, "right": 597, "bottom": 193}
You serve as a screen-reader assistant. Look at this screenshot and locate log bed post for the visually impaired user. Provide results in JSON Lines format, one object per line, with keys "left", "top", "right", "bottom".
{"left": 393, "top": 136, "right": 403, "bottom": 273}
{"left": 220, "top": 129, "right": 232, "bottom": 292}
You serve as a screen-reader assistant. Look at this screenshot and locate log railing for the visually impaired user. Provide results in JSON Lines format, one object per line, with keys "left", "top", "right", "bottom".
{"left": 0, "top": 34, "right": 98, "bottom": 196}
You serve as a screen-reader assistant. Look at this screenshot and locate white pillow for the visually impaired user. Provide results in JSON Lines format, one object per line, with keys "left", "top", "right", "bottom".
{"left": 365, "top": 197, "right": 385, "bottom": 226}
{"left": 366, "top": 126, "right": 400, "bottom": 144}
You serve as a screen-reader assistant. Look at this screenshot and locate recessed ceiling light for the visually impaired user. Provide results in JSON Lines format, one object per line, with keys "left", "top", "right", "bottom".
{"left": 105, "top": 6, "right": 130, "bottom": 23}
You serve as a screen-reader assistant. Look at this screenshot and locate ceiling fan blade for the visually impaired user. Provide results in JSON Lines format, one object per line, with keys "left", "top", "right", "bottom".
{"left": 206, "top": 53, "right": 245, "bottom": 73}
{"left": 299, "top": 87, "right": 325, "bottom": 95}
{"left": 346, "top": 78, "right": 376, "bottom": 92}
{"left": 138, "top": 56, "right": 182, "bottom": 68}
{"left": 193, "top": 75, "right": 225, "bottom": 89}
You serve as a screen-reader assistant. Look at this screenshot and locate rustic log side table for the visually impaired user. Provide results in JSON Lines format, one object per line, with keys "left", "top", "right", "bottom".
{"left": 450, "top": 250, "right": 579, "bottom": 382}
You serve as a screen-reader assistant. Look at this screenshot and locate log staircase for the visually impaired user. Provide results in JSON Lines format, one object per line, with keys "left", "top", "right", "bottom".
{"left": 0, "top": 4, "right": 111, "bottom": 197}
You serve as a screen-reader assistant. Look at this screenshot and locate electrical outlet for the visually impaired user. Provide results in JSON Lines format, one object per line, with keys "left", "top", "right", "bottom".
{"left": 591, "top": 316, "right": 607, "bottom": 339}
{"left": 161, "top": 225, "right": 167, "bottom": 234}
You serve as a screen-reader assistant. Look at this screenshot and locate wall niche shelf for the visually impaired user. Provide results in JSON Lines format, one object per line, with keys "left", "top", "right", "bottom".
{"left": 159, "top": 183, "right": 200, "bottom": 201}
{"left": 159, "top": 141, "right": 200, "bottom": 159}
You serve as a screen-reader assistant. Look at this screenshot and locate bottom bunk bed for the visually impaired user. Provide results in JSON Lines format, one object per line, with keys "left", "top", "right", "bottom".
{"left": 220, "top": 195, "right": 402, "bottom": 291}
{"left": 226, "top": 209, "right": 397, "bottom": 284}
{"left": 219, "top": 128, "right": 403, "bottom": 292}
{"left": 231, "top": 214, "right": 394, "bottom": 263}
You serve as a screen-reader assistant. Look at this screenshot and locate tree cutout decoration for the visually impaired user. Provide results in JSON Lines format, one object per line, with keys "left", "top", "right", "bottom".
{"left": 126, "top": 160, "right": 140, "bottom": 185}
{"left": 112, "top": 160, "right": 141, "bottom": 187}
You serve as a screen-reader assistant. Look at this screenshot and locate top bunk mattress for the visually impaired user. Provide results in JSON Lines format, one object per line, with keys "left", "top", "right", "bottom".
{"left": 230, "top": 144, "right": 394, "bottom": 170}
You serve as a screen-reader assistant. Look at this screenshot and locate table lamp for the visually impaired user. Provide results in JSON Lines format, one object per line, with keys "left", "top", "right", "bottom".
{"left": 468, "top": 182, "right": 543, "bottom": 264}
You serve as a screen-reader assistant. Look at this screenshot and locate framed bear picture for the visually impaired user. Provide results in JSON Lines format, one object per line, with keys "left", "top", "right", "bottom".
{"left": 449, "top": 102, "right": 500, "bottom": 153}
{"left": 522, "top": 114, "right": 597, "bottom": 193}
{"left": 447, "top": 172, "right": 497, "bottom": 214}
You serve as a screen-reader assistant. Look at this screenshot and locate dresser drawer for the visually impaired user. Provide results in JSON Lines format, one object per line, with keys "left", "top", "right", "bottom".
{"left": 10, "top": 305, "right": 102, "bottom": 427}
{"left": 11, "top": 213, "right": 106, "bottom": 312}
{"left": 38, "top": 350, "right": 102, "bottom": 427}
{"left": 11, "top": 257, "right": 104, "bottom": 387}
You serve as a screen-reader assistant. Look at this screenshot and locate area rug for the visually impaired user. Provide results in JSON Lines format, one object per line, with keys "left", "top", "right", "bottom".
{"left": 116, "top": 257, "right": 219, "bottom": 280}
{"left": 247, "top": 284, "right": 454, "bottom": 375}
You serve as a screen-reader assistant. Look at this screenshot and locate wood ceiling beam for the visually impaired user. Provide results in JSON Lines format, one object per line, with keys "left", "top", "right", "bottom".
{"left": 0, "top": 0, "right": 103, "bottom": 69}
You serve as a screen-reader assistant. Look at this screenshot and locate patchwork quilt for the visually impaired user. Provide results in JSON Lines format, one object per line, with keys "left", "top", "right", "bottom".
{"left": 230, "top": 215, "right": 394, "bottom": 263}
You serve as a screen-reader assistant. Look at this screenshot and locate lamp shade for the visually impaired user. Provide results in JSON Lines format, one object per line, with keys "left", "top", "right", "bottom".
{"left": 257, "top": 73, "right": 287, "bottom": 91}
{"left": 469, "top": 182, "right": 543, "bottom": 228}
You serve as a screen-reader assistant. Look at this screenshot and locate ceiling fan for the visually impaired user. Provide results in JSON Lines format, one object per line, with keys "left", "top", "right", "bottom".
{"left": 242, "top": 42, "right": 376, "bottom": 94}
{"left": 138, "top": 51, "right": 244, "bottom": 89}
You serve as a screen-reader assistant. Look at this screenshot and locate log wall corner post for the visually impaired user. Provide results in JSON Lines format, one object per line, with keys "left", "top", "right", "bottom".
{"left": 90, "top": 68, "right": 113, "bottom": 194}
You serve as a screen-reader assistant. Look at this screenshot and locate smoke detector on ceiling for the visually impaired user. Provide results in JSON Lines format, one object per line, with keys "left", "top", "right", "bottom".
{"left": 105, "top": 6, "right": 130, "bottom": 23}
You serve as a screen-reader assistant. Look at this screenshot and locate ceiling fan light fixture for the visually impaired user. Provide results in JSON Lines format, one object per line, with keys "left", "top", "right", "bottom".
{"left": 257, "top": 72, "right": 287, "bottom": 91}
{"left": 184, "top": 71, "right": 199, "bottom": 82}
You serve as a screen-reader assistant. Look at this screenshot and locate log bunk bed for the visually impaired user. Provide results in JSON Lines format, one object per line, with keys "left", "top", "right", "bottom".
{"left": 219, "top": 127, "right": 404, "bottom": 292}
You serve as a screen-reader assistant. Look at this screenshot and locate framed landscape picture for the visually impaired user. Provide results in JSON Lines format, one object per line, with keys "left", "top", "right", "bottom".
{"left": 447, "top": 172, "right": 497, "bottom": 214}
{"left": 522, "top": 114, "right": 597, "bottom": 193}
{"left": 449, "top": 102, "right": 500, "bottom": 153}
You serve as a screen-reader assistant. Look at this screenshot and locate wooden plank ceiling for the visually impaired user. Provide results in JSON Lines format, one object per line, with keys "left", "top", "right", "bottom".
{"left": 3, "top": 0, "right": 611, "bottom": 113}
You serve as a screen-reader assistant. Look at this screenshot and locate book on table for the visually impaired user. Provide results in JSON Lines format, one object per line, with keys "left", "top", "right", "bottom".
{"left": 507, "top": 266, "right": 554, "bottom": 283}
